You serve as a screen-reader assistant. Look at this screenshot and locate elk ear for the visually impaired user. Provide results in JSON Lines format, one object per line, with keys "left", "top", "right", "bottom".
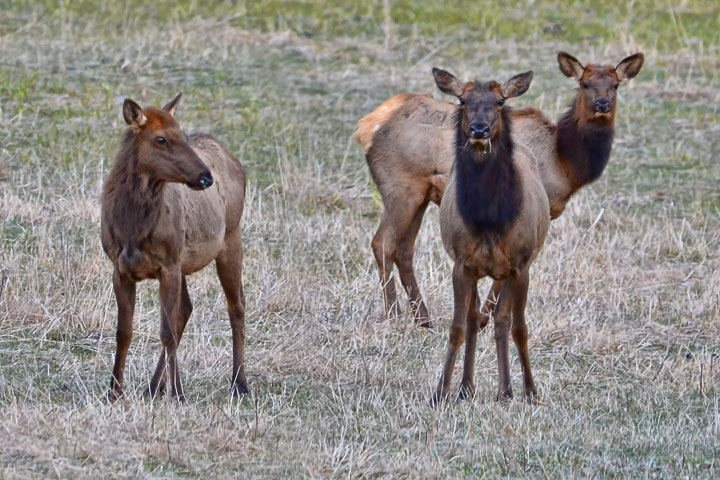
{"left": 123, "top": 98, "right": 146, "bottom": 130}
{"left": 615, "top": 53, "right": 644, "bottom": 82}
{"left": 162, "top": 92, "right": 182, "bottom": 117}
{"left": 501, "top": 71, "right": 533, "bottom": 98}
{"left": 432, "top": 67, "right": 464, "bottom": 98}
{"left": 557, "top": 52, "right": 585, "bottom": 79}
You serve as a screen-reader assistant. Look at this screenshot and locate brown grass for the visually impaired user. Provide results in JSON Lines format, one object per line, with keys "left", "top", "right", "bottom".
{"left": 1, "top": 2, "right": 720, "bottom": 478}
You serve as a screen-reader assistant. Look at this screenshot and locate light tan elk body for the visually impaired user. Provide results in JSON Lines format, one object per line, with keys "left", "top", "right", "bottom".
{"left": 426, "top": 68, "right": 549, "bottom": 404}
{"left": 355, "top": 52, "right": 644, "bottom": 326}
{"left": 101, "top": 94, "right": 248, "bottom": 402}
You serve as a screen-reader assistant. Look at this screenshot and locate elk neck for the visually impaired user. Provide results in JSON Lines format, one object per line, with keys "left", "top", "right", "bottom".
{"left": 453, "top": 107, "right": 523, "bottom": 236}
{"left": 557, "top": 97, "right": 615, "bottom": 191}
{"left": 102, "top": 130, "right": 166, "bottom": 255}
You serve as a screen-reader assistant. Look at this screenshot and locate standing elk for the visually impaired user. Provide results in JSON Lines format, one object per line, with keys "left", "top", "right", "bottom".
{"left": 355, "top": 52, "right": 644, "bottom": 327}
{"left": 101, "top": 94, "right": 248, "bottom": 402}
{"left": 428, "top": 68, "right": 549, "bottom": 405}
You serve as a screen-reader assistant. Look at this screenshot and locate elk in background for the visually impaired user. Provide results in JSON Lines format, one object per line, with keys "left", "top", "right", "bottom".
{"left": 354, "top": 52, "right": 644, "bottom": 327}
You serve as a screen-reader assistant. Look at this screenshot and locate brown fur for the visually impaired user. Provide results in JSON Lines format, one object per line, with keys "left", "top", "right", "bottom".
{"left": 101, "top": 95, "right": 248, "bottom": 402}
{"left": 355, "top": 94, "right": 415, "bottom": 154}
{"left": 355, "top": 52, "right": 643, "bottom": 324}
{"left": 356, "top": 93, "right": 456, "bottom": 325}
{"left": 428, "top": 70, "right": 549, "bottom": 404}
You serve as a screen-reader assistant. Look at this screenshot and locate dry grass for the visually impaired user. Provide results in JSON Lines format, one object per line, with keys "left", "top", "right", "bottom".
{"left": 1, "top": 1, "right": 720, "bottom": 478}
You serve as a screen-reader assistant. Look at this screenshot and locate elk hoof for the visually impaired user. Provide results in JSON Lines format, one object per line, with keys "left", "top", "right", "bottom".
{"left": 456, "top": 384, "right": 476, "bottom": 402}
{"left": 169, "top": 382, "right": 186, "bottom": 403}
{"left": 146, "top": 381, "right": 166, "bottom": 400}
{"left": 525, "top": 388, "right": 541, "bottom": 405}
{"left": 106, "top": 388, "right": 123, "bottom": 403}
{"left": 231, "top": 381, "right": 250, "bottom": 398}
{"left": 411, "top": 302, "right": 431, "bottom": 328}
{"left": 414, "top": 315, "right": 432, "bottom": 329}
{"left": 417, "top": 320, "right": 432, "bottom": 329}
{"left": 428, "top": 390, "right": 445, "bottom": 409}
{"left": 496, "top": 388, "right": 514, "bottom": 404}
{"left": 387, "top": 305, "right": 402, "bottom": 319}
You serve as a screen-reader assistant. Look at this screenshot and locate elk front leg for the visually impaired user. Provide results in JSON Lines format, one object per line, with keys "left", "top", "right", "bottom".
{"left": 151, "top": 266, "right": 185, "bottom": 402}
{"left": 493, "top": 281, "right": 514, "bottom": 402}
{"left": 149, "top": 275, "right": 193, "bottom": 399}
{"left": 458, "top": 280, "right": 502, "bottom": 401}
{"left": 509, "top": 269, "right": 537, "bottom": 402}
{"left": 108, "top": 269, "right": 136, "bottom": 402}
{"left": 430, "top": 263, "right": 474, "bottom": 407}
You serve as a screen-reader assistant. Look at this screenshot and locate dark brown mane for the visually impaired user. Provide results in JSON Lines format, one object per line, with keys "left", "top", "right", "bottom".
{"left": 454, "top": 106, "right": 522, "bottom": 235}
{"left": 557, "top": 99, "right": 615, "bottom": 188}
{"left": 102, "top": 130, "right": 164, "bottom": 262}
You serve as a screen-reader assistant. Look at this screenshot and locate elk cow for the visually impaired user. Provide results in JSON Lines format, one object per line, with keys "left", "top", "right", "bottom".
{"left": 101, "top": 94, "right": 248, "bottom": 402}
{"left": 427, "top": 68, "right": 549, "bottom": 405}
{"left": 512, "top": 51, "right": 645, "bottom": 218}
{"left": 355, "top": 52, "right": 644, "bottom": 327}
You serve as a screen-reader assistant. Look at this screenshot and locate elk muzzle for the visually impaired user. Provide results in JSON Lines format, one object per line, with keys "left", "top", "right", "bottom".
{"left": 594, "top": 98, "right": 611, "bottom": 114}
{"left": 188, "top": 170, "right": 214, "bottom": 190}
{"left": 469, "top": 123, "right": 490, "bottom": 140}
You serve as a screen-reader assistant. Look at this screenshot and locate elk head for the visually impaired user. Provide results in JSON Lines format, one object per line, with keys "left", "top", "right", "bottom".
{"left": 122, "top": 93, "right": 213, "bottom": 191}
{"left": 557, "top": 51, "right": 644, "bottom": 121}
{"left": 432, "top": 68, "right": 533, "bottom": 150}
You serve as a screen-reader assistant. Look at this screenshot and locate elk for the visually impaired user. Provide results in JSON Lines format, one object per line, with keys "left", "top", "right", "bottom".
{"left": 427, "top": 68, "right": 549, "bottom": 405}
{"left": 355, "top": 52, "right": 644, "bottom": 327}
{"left": 512, "top": 51, "right": 645, "bottom": 219}
{"left": 101, "top": 93, "right": 248, "bottom": 402}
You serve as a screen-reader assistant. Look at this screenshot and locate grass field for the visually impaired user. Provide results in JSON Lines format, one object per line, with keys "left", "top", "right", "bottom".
{"left": 1, "top": 0, "right": 719, "bottom": 477}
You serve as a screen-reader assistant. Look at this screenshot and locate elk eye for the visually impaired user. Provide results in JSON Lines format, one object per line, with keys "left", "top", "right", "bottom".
{"left": 614, "top": 83, "right": 620, "bottom": 90}
{"left": 582, "top": 82, "right": 590, "bottom": 89}
{"left": 497, "top": 99, "right": 505, "bottom": 107}
{"left": 459, "top": 98, "right": 466, "bottom": 105}
{"left": 156, "top": 136, "right": 167, "bottom": 145}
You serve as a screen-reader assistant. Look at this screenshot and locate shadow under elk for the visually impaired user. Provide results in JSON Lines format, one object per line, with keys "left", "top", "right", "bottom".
{"left": 101, "top": 93, "right": 248, "bottom": 402}
{"left": 354, "top": 52, "right": 644, "bottom": 327}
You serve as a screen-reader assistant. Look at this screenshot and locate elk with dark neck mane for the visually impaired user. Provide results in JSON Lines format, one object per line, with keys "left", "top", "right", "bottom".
{"left": 513, "top": 51, "right": 644, "bottom": 218}
{"left": 430, "top": 68, "right": 550, "bottom": 404}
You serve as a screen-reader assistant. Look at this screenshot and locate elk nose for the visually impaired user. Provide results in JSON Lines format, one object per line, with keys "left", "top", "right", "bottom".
{"left": 469, "top": 123, "right": 490, "bottom": 139}
{"left": 198, "top": 172, "right": 214, "bottom": 189}
{"left": 595, "top": 99, "right": 611, "bottom": 113}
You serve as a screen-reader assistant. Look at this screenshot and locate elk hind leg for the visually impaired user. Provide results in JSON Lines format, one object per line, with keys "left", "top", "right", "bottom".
{"left": 396, "top": 199, "right": 431, "bottom": 327}
{"left": 371, "top": 191, "right": 424, "bottom": 320}
{"left": 216, "top": 228, "right": 249, "bottom": 397}
{"left": 493, "top": 282, "right": 514, "bottom": 402}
